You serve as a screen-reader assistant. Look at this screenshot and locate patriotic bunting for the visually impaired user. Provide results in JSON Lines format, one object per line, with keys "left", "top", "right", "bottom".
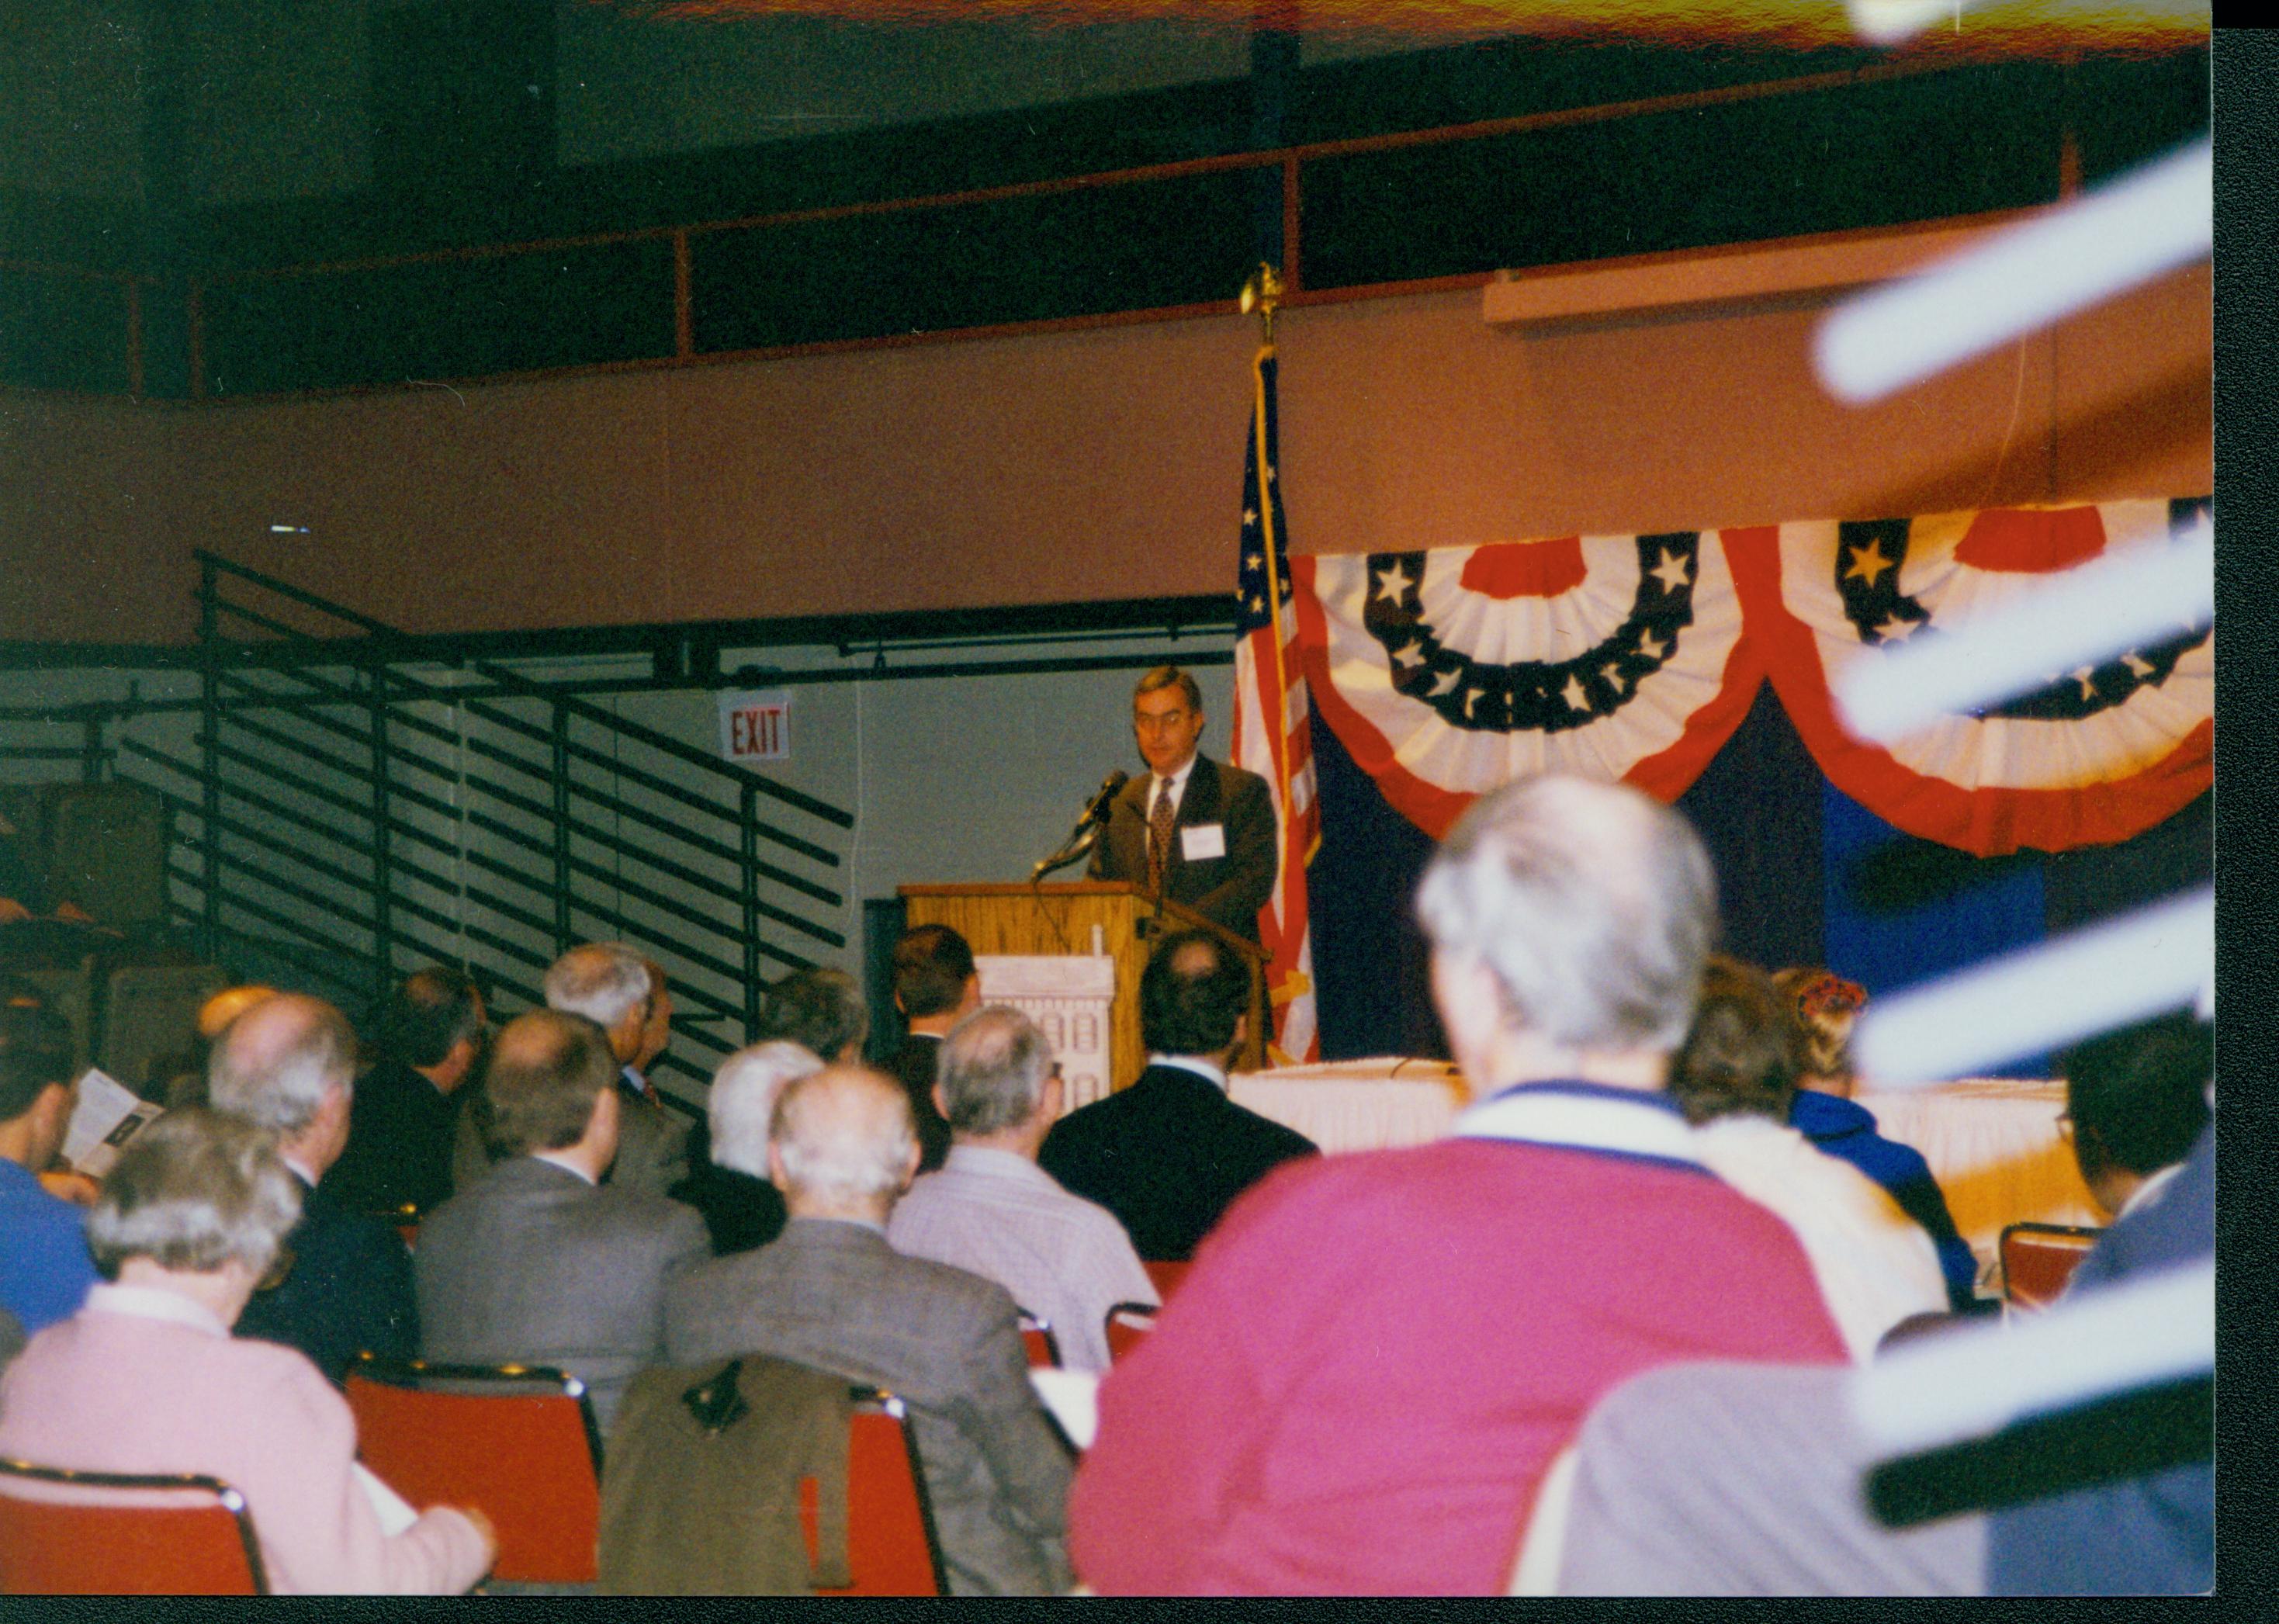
{"left": 1730, "top": 498, "right": 2213, "bottom": 855}
{"left": 1291, "top": 530, "right": 1763, "bottom": 840}
{"left": 1289, "top": 500, "right": 2210, "bottom": 854}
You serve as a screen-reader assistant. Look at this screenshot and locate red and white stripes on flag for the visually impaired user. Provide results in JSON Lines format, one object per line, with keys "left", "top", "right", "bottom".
{"left": 1229, "top": 346, "right": 1321, "bottom": 1064}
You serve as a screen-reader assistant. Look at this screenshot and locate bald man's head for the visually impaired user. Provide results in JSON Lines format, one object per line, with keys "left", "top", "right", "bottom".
{"left": 206, "top": 992, "right": 355, "bottom": 1135}
{"left": 769, "top": 1065, "right": 918, "bottom": 1221}
{"left": 480, "top": 1009, "right": 619, "bottom": 1158}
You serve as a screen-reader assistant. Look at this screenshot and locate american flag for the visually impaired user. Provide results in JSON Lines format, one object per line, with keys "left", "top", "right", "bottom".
{"left": 1229, "top": 347, "right": 1321, "bottom": 1064}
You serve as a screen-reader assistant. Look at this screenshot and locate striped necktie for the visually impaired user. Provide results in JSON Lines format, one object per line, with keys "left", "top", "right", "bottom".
{"left": 1147, "top": 777, "right": 1177, "bottom": 894}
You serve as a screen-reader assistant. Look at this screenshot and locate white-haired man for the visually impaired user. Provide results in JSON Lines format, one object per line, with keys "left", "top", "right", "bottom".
{"left": 667, "top": 1040, "right": 820, "bottom": 1255}
{"left": 664, "top": 1066, "right": 1074, "bottom": 1595}
{"left": 210, "top": 992, "right": 420, "bottom": 1384}
{"left": 539, "top": 943, "right": 689, "bottom": 1196}
{"left": 1071, "top": 775, "right": 1848, "bottom": 1595}
{"left": 888, "top": 1006, "right": 1156, "bottom": 1373}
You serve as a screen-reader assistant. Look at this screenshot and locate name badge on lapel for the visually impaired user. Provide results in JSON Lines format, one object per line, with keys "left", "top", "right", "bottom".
{"left": 1180, "top": 823, "right": 1227, "bottom": 860}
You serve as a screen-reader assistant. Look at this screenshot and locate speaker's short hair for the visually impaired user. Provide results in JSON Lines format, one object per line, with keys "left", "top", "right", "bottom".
{"left": 1139, "top": 929, "right": 1248, "bottom": 1058}
{"left": 1415, "top": 774, "right": 1716, "bottom": 1053}
{"left": 86, "top": 1107, "right": 302, "bottom": 1279}
{"left": 206, "top": 993, "right": 356, "bottom": 1136}
{"left": 892, "top": 924, "right": 976, "bottom": 1020}
{"left": 1134, "top": 665, "right": 1204, "bottom": 713}
{"left": 937, "top": 1006, "right": 1054, "bottom": 1137}
{"left": 480, "top": 1009, "right": 619, "bottom": 1158}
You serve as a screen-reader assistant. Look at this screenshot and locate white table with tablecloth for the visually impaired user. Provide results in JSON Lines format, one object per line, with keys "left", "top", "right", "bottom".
{"left": 1230, "top": 1060, "right": 2098, "bottom": 1281}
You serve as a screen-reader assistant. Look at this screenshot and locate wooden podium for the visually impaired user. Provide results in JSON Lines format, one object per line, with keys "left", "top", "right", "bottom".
{"left": 897, "top": 881, "right": 1267, "bottom": 1092}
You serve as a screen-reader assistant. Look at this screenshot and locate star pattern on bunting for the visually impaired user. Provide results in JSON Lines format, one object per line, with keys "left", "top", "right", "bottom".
{"left": 1358, "top": 532, "right": 1702, "bottom": 734}
{"left": 1832, "top": 503, "right": 2212, "bottom": 724}
{"left": 1844, "top": 539, "right": 1894, "bottom": 587}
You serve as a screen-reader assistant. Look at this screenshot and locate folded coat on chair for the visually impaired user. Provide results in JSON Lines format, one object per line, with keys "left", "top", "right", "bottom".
{"left": 598, "top": 1356, "right": 852, "bottom": 1595}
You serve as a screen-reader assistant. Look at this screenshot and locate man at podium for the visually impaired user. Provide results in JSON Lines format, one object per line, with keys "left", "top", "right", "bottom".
{"left": 1088, "top": 667, "right": 1276, "bottom": 945}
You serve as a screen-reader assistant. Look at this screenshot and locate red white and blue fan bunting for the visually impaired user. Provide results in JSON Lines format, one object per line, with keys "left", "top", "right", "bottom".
{"left": 1292, "top": 531, "right": 1763, "bottom": 840}
{"left": 1727, "top": 498, "right": 2212, "bottom": 855}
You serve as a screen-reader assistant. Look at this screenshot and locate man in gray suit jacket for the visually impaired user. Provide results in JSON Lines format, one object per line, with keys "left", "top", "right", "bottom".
{"left": 417, "top": 1009, "right": 707, "bottom": 1435}
{"left": 665, "top": 1065, "right": 1073, "bottom": 1596}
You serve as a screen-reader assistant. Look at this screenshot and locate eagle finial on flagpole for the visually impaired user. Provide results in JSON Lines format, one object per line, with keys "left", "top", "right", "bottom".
{"left": 1239, "top": 262, "right": 1283, "bottom": 347}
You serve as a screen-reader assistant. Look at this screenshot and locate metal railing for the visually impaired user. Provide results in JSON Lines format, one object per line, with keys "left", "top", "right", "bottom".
{"left": 107, "top": 552, "right": 855, "bottom": 1109}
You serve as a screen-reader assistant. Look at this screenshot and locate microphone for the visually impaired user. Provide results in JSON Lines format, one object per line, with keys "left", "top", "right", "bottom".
{"left": 1032, "top": 770, "right": 1129, "bottom": 880}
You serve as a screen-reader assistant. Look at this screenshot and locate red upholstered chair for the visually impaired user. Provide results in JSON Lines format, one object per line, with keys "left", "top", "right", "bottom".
{"left": 1017, "top": 1312, "right": 1062, "bottom": 1369}
{"left": 1141, "top": 1260, "right": 1191, "bottom": 1303}
{"left": 1103, "top": 1303, "right": 1158, "bottom": 1365}
{"left": 798, "top": 1390, "right": 947, "bottom": 1597}
{"left": 2000, "top": 1222, "right": 2102, "bottom": 1313}
{"left": 343, "top": 1356, "right": 601, "bottom": 1585}
{"left": 0, "top": 1458, "right": 267, "bottom": 1595}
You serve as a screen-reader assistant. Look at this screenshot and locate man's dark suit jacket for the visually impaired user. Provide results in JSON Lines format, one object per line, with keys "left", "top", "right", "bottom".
{"left": 667, "top": 1126, "right": 789, "bottom": 1257}
{"left": 1037, "top": 1062, "right": 1318, "bottom": 1262}
{"left": 321, "top": 1057, "right": 461, "bottom": 1217}
{"left": 886, "top": 1034, "right": 952, "bottom": 1172}
{"left": 236, "top": 1171, "right": 419, "bottom": 1385}
{"left": 1086, "top": 755, "right": 1276, "bottom": 943}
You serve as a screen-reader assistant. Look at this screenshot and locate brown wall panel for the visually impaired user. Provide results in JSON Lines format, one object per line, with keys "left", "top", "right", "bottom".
{"left": 0, "top": 260, "right": 2211, "bottom": 649}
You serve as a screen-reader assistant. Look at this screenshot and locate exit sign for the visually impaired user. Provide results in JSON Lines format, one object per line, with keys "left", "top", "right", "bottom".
{"left": 718, "top": 689, "right": 791, "bottom": 763}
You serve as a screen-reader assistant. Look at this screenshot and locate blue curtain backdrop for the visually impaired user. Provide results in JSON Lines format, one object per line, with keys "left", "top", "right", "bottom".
{"left": 1306, "top": 684, "right": 2210, "bottom": 1064}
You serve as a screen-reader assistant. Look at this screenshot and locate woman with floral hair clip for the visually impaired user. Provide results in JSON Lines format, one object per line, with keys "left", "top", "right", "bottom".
{"left": 1772, "top": 966, "right": 1983, "bottom": 1311}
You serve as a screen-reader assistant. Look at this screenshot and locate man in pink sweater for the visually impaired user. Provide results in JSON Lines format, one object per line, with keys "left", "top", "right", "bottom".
{"left": 1070, "top": 776, "right": 1848, "bottom": 1595}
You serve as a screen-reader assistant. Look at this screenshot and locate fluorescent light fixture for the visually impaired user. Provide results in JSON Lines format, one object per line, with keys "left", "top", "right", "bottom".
{"left": 1815, "top": 139, "right": 2210, "bottom": 403}
{"left": 1853, "top": 888, "right": 2212, "bottom": 1086}
{"left": 1850, "top": 1259, "right": 2211, "bottom": 1456}
{"left": 1834, "top": 517, "right": 2210, "bottom": 743}
{"left": 268, "top": 524, "right": 311, "bottom": 535}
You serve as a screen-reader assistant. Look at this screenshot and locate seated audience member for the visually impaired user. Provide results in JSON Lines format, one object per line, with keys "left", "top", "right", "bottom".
{"left": 541, "top": 945, "right": 690, "bottom": 1197}
{"left": 1671, "top": 958, "right": 1947, "bottom": 1361}
{"left": 322, "top": 968, "right": 485, "bottom": 1217}
{"left": 665, "top": 1066, "right": 1074, "bottom": 1595}
{"left": 2060, "top": 1012, "right": 2211, "bottom": 1223}
{"left": 667, "top": 1040, "right": 819, "bottom": 1256}
{"left": 1774, "top": 967, "right": 1979, "bottom": 1307}
{"left": 416, "top": 1009, "right": 707, "bottom": 1435}
{"left": 1070, "top": 777, "right": 1848, "bottom": 1595}
{"left": 1554, "top": 1106, "right": 2215, "bottom": 1595}
{"left": 158, "top": 984, "right": 281, "bottom": 1110}
{"left": 0, "top": 1005, "right": 98, "bottom": 1335}
{"left": 0, "top": 1108, "right": 494, "bottom": 1594}
{"left": 885, "top": 923, "right": 978, "bottom": 1172}
{"left": 1038, "top": 929, "right": 1316, "bottom": 1261}
{"left": 755, "top": 967, "right": 870, "bottom": 1065}
{"left": 207, "top": 993, "right": 419, "bottom": 1384}
{"left": 888, "top": 1006, "right": 1157, "bottom": 1374}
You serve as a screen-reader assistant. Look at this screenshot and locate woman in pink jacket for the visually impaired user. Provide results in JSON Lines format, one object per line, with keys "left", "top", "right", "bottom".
{"left": 0, "top": 1108, "right": 494, "bottom": 1594}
